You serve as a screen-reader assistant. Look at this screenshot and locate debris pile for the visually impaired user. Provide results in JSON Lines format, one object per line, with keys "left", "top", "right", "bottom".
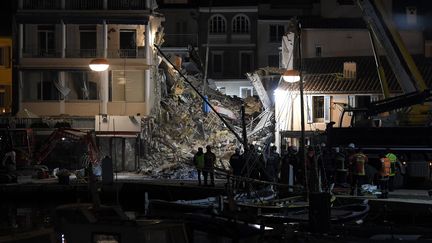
{"left": 139, "top": 56, "right": 263, "bottom": 179}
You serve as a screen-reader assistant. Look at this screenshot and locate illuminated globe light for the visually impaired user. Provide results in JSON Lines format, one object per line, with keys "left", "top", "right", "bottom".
{"left": 89, "top": 58, "right": 109, "bottom": 72}
{"left": 282, "top": 69, "right": 300, "bottom": 83}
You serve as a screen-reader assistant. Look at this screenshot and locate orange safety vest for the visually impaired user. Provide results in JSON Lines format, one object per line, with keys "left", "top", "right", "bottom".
{"left": 380, "top": 157, "right": 391, "bottom": 177}
{"left": 352, "top": 153, "right": 367, "bottom": 176}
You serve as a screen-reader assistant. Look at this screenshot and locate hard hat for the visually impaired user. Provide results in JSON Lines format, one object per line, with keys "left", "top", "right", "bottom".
{"left": 348, "top": 143, "right": 355, "bottom": 149}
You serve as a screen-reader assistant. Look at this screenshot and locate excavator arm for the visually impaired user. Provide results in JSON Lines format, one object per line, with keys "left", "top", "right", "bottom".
{"left": 35, "top": 128, "right": 100, "bottom": 165}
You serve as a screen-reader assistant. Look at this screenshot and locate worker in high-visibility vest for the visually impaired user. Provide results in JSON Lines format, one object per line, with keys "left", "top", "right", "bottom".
{"left": 349, "top": 148, "right": 368, "bottom": 196}
{"left": 378, "top": 153, "right": 391, "bottom": 198}
{"left": 386, "top": 149, "right": 398, "bottom": 192}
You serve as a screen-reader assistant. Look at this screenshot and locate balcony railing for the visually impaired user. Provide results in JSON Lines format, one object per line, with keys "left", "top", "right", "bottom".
{"left": 22, "top": 48, "right": 62, "bottom": 58}
{"left": 22, "top": 0, "right": 61, "bottom": 9}
{"left": 21, "top": 0, "right": 149, "bottom": 10}
{"left": 22, "top": 48, "right": 146, "bottom": 58}
{"left": 65, "top": 0, "right": 103, "bottom": 10}
{"left": 107, "top": 0, "right": 147, "bottom": 10}
{"left": 162, "top": 34, "right": 199, "bottom": 48}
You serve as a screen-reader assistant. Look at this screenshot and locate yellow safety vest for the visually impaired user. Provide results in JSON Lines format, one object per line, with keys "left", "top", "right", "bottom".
{"left": 386, "top": 153, "right": 397, "bottom": 176}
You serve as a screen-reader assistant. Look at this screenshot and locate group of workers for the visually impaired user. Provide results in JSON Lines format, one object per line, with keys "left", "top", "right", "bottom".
{"left": 193, "top": 142, "right": 403, "bottom": 198}
{"left": 192, "top": 145, "right": 216, "bottom": 186}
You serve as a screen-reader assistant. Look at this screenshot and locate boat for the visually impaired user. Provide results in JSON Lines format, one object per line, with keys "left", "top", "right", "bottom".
{"left": 148, "top": 197, "right": 220, "bottom": 218}
{"left": 54, "top": 203, "right": 188, "bottom": 243}
{"left": 183, "top": 213, "right": 264, "bottom": 241}
{"left": 260, "top": 200, "right": 370, "bottom": 224}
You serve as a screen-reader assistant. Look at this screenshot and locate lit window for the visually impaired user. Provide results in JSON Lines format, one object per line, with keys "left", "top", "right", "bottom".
{"left": 232, "top": 14, "right": 250, "bottom": 34}
{"left": 313, "top": 96, "right": 324, "bottom": 121}
{"left": 307, "top": 95, "right": 331, "bottom": 123}
{"left": 209, "top": 14, "right": 226, "bottom": 34}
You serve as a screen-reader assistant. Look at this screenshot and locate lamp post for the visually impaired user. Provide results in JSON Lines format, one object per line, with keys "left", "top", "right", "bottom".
{"left": 282, "top": 22, "right": 307, "bottom": 195}
{"left": 89, "top": 58, "right": 109, "bottom": 115}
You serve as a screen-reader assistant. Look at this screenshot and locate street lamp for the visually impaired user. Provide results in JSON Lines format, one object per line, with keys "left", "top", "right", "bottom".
{"left": 282, "top": 69, "right": 300, "bottom": 83}
{"left": 89, "top": 58, "right": 109, "bottom": 72}
{"left": 282, "top": 21, "right": 307, "bottom": 195}
{"left": 89, "top": 58, "right": 109, "bottom": 116}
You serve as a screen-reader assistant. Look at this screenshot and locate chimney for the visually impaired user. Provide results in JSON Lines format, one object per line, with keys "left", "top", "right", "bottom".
{"left": 343, "top": 62, "right": 357, "bottom": 79}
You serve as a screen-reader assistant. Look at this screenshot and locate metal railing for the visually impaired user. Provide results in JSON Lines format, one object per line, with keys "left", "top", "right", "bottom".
{"left": 107, "top": 0, "right": 147, "bottom": 10}
{"left": 22, "top": 48, "right": 62, "bottom": 58}
{"left": 65, "top": 0, "right": 103, "bottom": 9}
{"left": 163, "top": 34, "right": 199, "bottom": 48}
{"left": 22, "top": 0, "right": 61, "bottom": 9}
{"left": 21, "top": 0, "right": 148, "bottom": 10}
{"left": 22, "top": 48, "right": 146, "bottom": 58}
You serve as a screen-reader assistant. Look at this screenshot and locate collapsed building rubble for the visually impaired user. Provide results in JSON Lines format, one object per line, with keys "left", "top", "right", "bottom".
{"left": 138, "top": 50, "right": 273, "bottom": 179}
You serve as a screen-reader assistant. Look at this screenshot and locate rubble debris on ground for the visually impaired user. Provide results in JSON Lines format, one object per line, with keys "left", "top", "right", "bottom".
{"left": 138, "top": 52, "right": 270, "bottom": 179}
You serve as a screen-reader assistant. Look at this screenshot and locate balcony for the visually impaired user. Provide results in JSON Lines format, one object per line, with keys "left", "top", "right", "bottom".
{"left": 162, "top": 34, "right": 198, "bottom": 48}
{"left": 22, "top": 48, "right": 62, "bottom": 58}
{"left": 65, "top": 0, "right": 103, "bottom": 10}
{"left": 107, "top": 0, "right": 147, "bottom": 10}
{"left": 21, "top": 0, "right": 149, "bottom": 10}
{"left": 22, "top": 0, "right": 61, "bottom": 9}
{"left": 22, "top": 48, "right": 146, "bottom": 58}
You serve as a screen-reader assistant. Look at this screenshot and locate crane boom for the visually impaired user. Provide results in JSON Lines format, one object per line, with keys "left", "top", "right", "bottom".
{"left": 357, "top": 0, "right": 427, "bottom": 93}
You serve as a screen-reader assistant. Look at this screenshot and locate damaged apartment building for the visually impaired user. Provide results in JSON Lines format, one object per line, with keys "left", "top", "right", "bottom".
{"left": 9, "top": 0, "right": 164, "bottom": 171}
{"left": 8, "top": 0, "right": 256, "bottom": 176}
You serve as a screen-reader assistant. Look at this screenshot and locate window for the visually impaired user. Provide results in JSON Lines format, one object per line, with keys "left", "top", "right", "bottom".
{"left": 0, "top": 91, "right": 5, "bottom": 107}
{"left": 313, "top": 96, "right": 324, "bottom": 122}
{"left": 120, "top": 30, "right": 137, "bottom": 57}
{"left": 315, "top": 45, "right": 322, "bottom": 57}
{"left": 406, "top": 7, "right": 417, "bottom": 25}
{"left": 307, "top": 95, "right": 331, "bottom": 123}
{"left": 269, "top": 25, "right": 285, "bottom": 42}
{"left": 22, "top": 71, "right": 58, "bottom": 101}
{"left": 111, "top": 70, "right": 145, "bottom": 102}
{"left": 268, "top": 55, "right": 279, "bottom": 67}
{"left": 209, "top": 15, "right": 226, "bottom": 34}
{"left": 22, "top": 71, "right": 100, "bottom": 101}
{"left": 232, "top": 14, "right": 250, "bottom": 34}
{"left": 80, "top": 25, "right": 97, "bottom": 57}
{"left": 240, "top": 87, "right": 253, "bottom": 98}
{"left": 349, "top": 95, "right": 371, "bottom": 125}
{"left": 240, "top": 52, "right": 253, "bottom": 76}
{"left": 0, "top": 46, "right": 10, "bottom": 68}
{"left": 64, "top": 71, "right": 98, "bottom": 100}
{"left": 38, "top": 25, "right": 55, "bottom": 56}
{"left": 211, "top": 52, "right": 223, "bottom": 74}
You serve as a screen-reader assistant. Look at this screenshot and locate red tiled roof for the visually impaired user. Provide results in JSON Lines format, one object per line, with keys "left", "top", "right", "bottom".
{"left": 278, "top": 55, "right": 432, "bottom": 94}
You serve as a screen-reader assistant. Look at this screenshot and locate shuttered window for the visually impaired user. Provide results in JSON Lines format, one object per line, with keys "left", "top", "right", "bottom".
{"left": 324, "top": 96, "right": 331, "bottom": 123}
